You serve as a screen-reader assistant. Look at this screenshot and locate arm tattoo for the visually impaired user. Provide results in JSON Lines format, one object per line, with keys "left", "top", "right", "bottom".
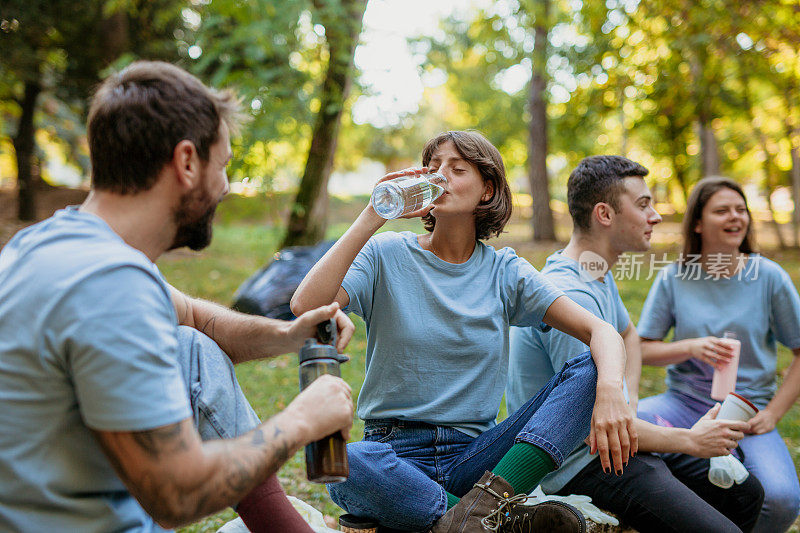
{"left": 271, "top": 427, "right": 290, "bottom": 462}
{"left": 250, "top": 428, "right": 265, "bottom": 445}
{"left": 131, "top": 422, "right": 188, "bottom": 459}
{"left": 97, "top": 419, "right": 299, "bottom": 526}
{"left": 200, "top": 316, "right": 217, "bottom": 338}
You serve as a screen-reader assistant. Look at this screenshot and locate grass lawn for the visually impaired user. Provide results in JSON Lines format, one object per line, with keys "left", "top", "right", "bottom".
{"left": 156, "top": 194, "right": 800, "bottom": 532}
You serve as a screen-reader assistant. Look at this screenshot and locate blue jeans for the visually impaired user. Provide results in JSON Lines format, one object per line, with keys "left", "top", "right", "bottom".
{"left": 328, "top": 351, "right": 598, "bottom": 531}
{"left": 175, "top": 326, "right": 261, "bottom": 440}
{"left": 639, "top": 390, "right": 800, "bottom": 533}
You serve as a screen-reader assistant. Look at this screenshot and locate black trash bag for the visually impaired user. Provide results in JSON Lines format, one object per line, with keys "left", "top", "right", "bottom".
{"left": 232, "top": 240, "right": 335, "bottom": 320}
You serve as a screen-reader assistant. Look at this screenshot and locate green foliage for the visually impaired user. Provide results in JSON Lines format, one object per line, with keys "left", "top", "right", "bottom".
{"left": 191, "top": 0, "right": 315, "bottom": 184}
{"left": 0, "top": 0, "right": 186, "bottom": 189}
{"left": 188, "top": 0, "right": 373, "bottom": 188}
{"left": 3, "top": 0, "right": 800, "bottom": 232}
{"left": 412, "top": 0, "right": 800, "bottom": 216}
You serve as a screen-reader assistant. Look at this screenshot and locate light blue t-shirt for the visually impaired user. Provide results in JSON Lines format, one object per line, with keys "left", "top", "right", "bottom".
{"left": 342, "top": 231, "right": 563, "bottom": 436}
{"left": 507, "top": 252, "right": 630, "bottom": 492}
{"left": 0, "top": 207, "right": 192, "bottom": 532}
{"left": 638, "top": 257, "right": 800, "bottom": 409}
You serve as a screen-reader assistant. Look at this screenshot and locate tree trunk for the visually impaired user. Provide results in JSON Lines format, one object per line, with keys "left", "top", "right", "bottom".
{"left": 697, "top": 116, "right": 721, "bottom": 177}
{"left": 689, "top": 51, "right": 720, "bottom": 178}
{"left": 788, "top": 137, "right": 800, "bottom": 248}
{"left": 757, "top": 135, "right": 787, "bottom": 250}
{"left": 100, "top": 10, "right": 130, "bottom": 64}
{"left": 667, "top": 121, "right": 689, "bottom": 202}
{"left": 282, "top": 0, "right": 367, "bottom": 247}
{"left": 527, "top": 0, "right": 556, "bottom": 241}
{"left": 12, "top": 80, "right": 42, "bottom": 221}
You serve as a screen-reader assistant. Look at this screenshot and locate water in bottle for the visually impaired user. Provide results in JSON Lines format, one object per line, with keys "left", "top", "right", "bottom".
{"left": 710, "top": 331, "right": 741, "bottom": 401}
{"left": 371, "top": 173, "right": 447, "bottom": 219}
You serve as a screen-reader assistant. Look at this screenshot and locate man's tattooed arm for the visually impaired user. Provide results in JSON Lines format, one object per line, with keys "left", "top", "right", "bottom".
{"left": 93, "top": 411, "right": 305, "bottom": 529}
{"left": 167, "top": 285, "right": 355, "bottom": 364}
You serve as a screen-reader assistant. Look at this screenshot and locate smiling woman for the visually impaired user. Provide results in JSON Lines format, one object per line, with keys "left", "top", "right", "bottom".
{"left": 639, "top": 176, "right": 800, "bottom": 533}
{"left": 679, "top": 176, "right": 756, "bottom": 268}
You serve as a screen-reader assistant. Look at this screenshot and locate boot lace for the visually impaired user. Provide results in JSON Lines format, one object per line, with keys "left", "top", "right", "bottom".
{"left": 476, "top": 483, "right": 530, "bottom": 532}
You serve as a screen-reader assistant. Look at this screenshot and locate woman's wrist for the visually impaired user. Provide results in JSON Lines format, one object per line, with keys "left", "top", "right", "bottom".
{"left": 596, "top": 377, "right": 624, "bottom": 392}
{"left": 762, "top": 404, "right": 784, "bottom": 423}
{"left": 358, "top": 204, "right": 386, "bottom": 233}
{"left": 675, "top": 339, "right": 695, "bottom": 361}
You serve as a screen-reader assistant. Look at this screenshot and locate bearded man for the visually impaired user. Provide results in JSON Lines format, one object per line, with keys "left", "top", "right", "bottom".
{"left": 0, "top": 61, "right": 355, "bottom": 533}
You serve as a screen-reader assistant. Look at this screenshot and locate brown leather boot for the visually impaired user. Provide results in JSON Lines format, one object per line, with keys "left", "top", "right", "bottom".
{"left": 429, "top": 471, "right": 586, "bottom": 533}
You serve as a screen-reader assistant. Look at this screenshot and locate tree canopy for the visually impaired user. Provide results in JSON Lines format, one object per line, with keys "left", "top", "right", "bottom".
{"left": 1, "top": 0, "right": 798, "bottom": 244}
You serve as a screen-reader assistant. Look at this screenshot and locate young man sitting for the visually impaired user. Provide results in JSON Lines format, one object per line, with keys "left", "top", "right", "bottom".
{"left": 507, "top": 156, "right": 764, "bottom": 532}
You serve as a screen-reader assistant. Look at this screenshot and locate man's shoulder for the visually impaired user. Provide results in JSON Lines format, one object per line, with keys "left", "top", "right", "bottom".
{"left": 7, "top": 207, "right": 117, "bottom": 245}
{"left": 540, "top": 254, "right": 587, "bottom": 290}
{"left": 540, "top": 254, "right": 621, "bottom": 317}
{"left": 7, "top": 209, "right": 153, "bottom": 271}
{"left": 1, "top": 210, "right": 166, "bottom": 309}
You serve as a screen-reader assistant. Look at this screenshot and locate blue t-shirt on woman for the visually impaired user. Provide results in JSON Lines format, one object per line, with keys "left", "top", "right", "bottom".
{"left": 342, "top": 231, "right": 564, "bottom": 437}
{"left": 637, "top": 256, "right": 800, "bottom": 408}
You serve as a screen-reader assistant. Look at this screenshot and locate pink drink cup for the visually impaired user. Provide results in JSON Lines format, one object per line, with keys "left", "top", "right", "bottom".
{"left": 711, "top": 337, "right": 741, "bottom": 401}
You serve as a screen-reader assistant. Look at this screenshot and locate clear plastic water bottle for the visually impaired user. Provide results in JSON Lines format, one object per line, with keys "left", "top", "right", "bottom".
{"left": 371, "top": 173, "right": 447, "bottom": 219}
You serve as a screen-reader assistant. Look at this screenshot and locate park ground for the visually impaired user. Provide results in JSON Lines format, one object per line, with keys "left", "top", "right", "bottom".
{"left": 1, "top": 185, "right": 799, "bottom": 532}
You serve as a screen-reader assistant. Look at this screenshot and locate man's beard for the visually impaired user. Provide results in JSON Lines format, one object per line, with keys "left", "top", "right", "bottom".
{"left": 170, "top": 186, "right": 220, "bottom": 251}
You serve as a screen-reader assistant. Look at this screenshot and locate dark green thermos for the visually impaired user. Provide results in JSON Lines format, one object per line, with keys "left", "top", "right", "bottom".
{"left": 298, "top": 320, "right": 349, "bottom": 483}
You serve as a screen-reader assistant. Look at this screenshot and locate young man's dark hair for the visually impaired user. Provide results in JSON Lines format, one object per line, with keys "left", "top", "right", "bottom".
{"left": 420, "top": 130, "right": 512, "bottom": 240}
{"left": 567, "top": 155, "right": 649, "bottom": 232}
{"left": 87, "top": 60, "right": 240, "bottom": 195}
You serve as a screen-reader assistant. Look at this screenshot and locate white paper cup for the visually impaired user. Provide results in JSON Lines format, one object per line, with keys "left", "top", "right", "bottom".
{"left": 718, "top": 392, "right": 758, "bottom": 422}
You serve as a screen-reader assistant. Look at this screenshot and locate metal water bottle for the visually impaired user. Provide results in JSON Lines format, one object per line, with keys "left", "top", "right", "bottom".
{"left": 298, "top": 319, "right": 350, "bottom": 483}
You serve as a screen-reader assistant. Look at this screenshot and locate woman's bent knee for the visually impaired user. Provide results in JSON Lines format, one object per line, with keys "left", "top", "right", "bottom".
{"left": 759, "top": 484, "right": 800, "bottom": 532}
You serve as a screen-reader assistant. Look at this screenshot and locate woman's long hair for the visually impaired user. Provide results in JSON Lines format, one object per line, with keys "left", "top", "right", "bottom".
{"left": 680, "top": 176, "right": 756, "bottom": 263}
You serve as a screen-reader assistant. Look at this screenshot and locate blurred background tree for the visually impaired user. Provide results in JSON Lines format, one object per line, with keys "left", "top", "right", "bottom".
{"left": 1, "top": 0, "right": 799, "bottom": 246}
{"left": 0, "top": 0, "right": 185, "bottom": 219}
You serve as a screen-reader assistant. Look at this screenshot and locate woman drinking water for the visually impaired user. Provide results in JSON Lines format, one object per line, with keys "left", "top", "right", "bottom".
{"left": 292, "top": 130, "right": 635, "bottom": 532}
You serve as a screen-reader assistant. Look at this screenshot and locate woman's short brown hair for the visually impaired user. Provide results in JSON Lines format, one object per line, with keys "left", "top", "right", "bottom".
{"left": 681, "top": 176, "right": 756, "bottom": 261}
{"left": 420, "top": 130, "right": 512, "bottom": 240}
{"left": 87, "top": 60, "right": 240, "bottom": 195}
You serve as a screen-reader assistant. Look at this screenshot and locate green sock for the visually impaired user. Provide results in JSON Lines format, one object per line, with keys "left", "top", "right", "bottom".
{"left": 446, "top": 491, "right": 460, "bottom": 509}
{"left": 491, "top": 442, "right": 555, "bottom": 496}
